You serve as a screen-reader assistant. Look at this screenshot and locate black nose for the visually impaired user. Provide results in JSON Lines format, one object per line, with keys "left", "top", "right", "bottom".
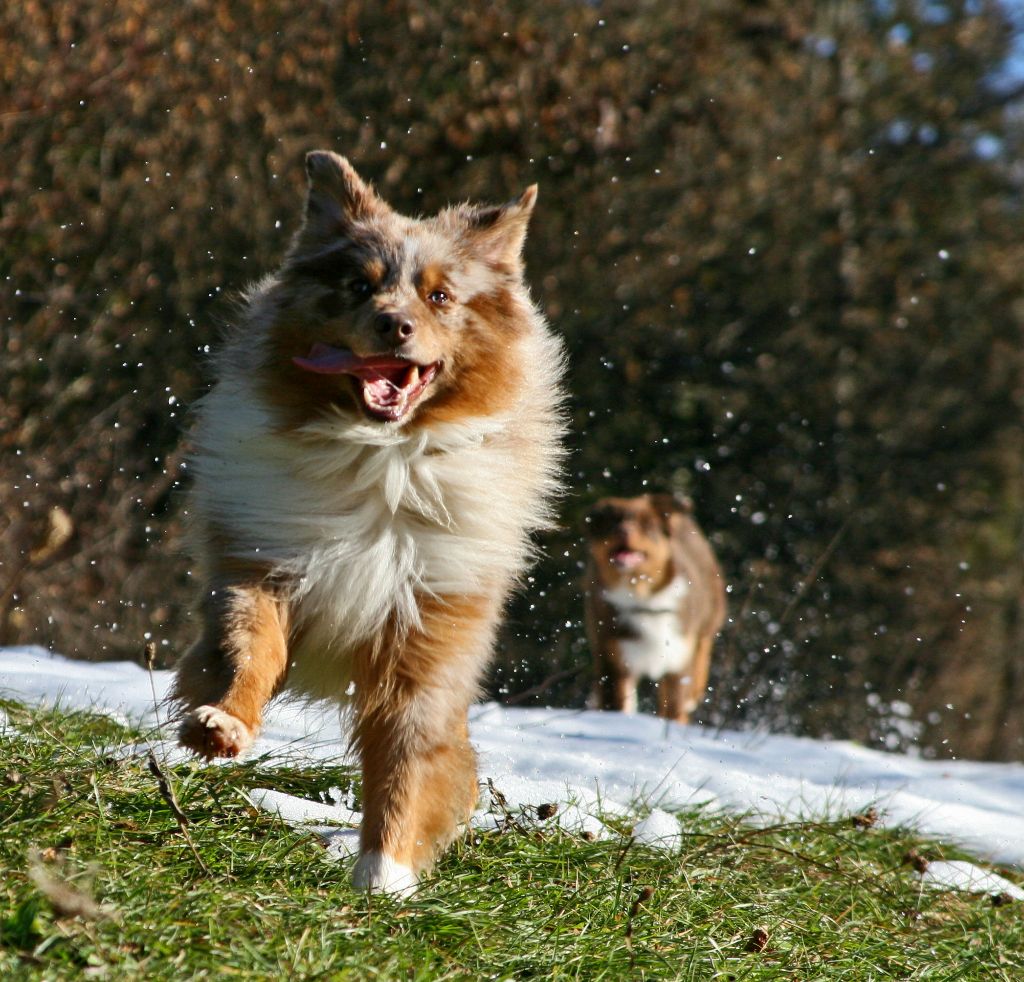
{"left": 375, "top": 312, "right": 415, "bottom": 341}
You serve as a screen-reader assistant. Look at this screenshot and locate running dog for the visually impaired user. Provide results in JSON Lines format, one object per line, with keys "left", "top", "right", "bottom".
{"left": 171, "top": 151, "right": 565, "bottom": 894}
{"left": 584, "top": 494, "right": 725, "bottom": 722}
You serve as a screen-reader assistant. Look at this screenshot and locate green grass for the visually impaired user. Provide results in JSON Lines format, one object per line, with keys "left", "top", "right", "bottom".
{"left": 1, "top": 699, "right": 1022, "bottom": 980}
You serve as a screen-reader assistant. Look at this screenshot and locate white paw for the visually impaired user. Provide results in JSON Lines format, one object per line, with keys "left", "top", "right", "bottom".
{"left": 352, "top": 851, "right": 418, "bottom": 897}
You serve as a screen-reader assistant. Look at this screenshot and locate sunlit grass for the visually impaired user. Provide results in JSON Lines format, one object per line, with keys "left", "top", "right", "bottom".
{"left": 1, "top": 699, "right": 1021, "bottom": 980}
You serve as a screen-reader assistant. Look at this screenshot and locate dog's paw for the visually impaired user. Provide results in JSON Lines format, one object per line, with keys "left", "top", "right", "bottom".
{"left": 352, "top": 851, "right": 418, "bottom": 897}
{"left": 179, "top": 705, "right": 254, "bottom": 760}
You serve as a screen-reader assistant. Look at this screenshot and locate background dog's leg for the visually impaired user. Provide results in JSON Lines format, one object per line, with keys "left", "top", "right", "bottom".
{"left": 173, "top": 583, "right": 288, "bottom": 759}
{"left": 656, "top": 672, "right": 690, "bottom": 722}
{"left": 594, "top": 667, "right": 638, "bottom": 713}
{"left": 351, "top": 595, "right": 493, "bottom": 894}
{"left": 658, "top": 634, "right": 712, "bottom": 722}
{"left": 686, "top": 634, "right": 714, "bottom": 717}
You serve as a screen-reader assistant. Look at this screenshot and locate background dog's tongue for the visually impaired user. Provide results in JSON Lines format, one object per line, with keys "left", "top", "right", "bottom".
{"left": 292, "top": 343, "right": 361, "bottom": 375}
{"left": 614, "top": 549, "right": 646, "bottom": 569}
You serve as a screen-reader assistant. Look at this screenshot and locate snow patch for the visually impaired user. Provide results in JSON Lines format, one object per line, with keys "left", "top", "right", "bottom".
{"left": 632, "top": 808, "right": 684, "bottom": 851}
{"left": 246, "top": 787, "right": 360, "bottom": 826}
{"left": 920, "top": 860, "right": 1024, "bottom": 901}
{"left": 4, "top": 647, "right": 1024, "bottom": 903}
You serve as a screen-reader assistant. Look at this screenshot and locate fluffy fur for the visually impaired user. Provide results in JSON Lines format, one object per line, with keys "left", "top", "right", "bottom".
{"left": 172, "top": 151, "right": 565, "bottom": 893}
{"left": 583, "top": 494, "right": 726, "bottom": 722}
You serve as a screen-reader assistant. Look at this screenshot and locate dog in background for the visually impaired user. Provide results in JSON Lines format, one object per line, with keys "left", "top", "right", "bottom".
{"left": 583, "top": 493, "right": 726, "bottom": 722}
{"left": 171, "top": 151, "right": 565, "bottom": 894}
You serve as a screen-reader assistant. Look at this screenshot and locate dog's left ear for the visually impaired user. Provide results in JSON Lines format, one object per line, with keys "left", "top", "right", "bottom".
{"left": 463, "top": 185, "right": 538, "bottom": 269}
{"left": 649, "top": 492, "right": 694, "bottom": 526}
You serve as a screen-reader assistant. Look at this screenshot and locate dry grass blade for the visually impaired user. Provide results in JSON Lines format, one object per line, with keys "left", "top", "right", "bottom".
{"left": 147, "top": 751, "right": 212, "bottom": 876}
{"left": 28, "top": 851, "right": 112, "bottom": 923}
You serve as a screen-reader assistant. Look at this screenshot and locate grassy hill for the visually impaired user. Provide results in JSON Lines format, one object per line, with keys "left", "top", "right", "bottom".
{"left": 1, "top": 700, "right": 1021, "bottom": 979}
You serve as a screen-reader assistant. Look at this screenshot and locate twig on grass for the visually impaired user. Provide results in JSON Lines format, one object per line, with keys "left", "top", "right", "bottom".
{"left": 143, "top": 640, "right": 214, "bottom": 874}
{"left": 146, "top": 751, "right": 212, "bottom": 876}
{"left": 143, "top": 640, "right": 164, "bottom": 732}
{"left": 624, "top": 885, "right": 654, "bottom": 943}
{"left": 612, "top": 834, "right": 635, "bottom": 874}
{"left": 485, "top": 778, "right": 528, "bottom": 833}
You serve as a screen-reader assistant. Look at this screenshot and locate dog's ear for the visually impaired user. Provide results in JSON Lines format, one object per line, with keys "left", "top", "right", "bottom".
{"left": 461, "top": 185, "right": 538, "bottom": 269}
{"left": 584, "top": 499, "right": 620, "bottom": 539}
{"left": 292, "top": 151, "right": 384, "bottom": 253}
{"left": 649, "top": 492, "right": 693, "bottom": 525}
{"left": 305, "top": 151, "right": 380, "bottom": 221}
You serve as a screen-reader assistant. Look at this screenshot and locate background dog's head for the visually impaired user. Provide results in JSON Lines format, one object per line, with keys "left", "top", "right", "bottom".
{"left": 585, "top": 493, "right": 693, "bottom": 589}
{"left": 257, "top": 150, "right": 540, "bottom": 427}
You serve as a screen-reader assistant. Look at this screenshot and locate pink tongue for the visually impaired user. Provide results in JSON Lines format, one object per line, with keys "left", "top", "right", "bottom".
{"left": 365, "top": 376, "right": 403, "bottom": 406}
{"left": 614, "top": 550, "right": 645, "bottom": 569}
{"left": 292, "top": 343, "right": 362, "bottom": 375}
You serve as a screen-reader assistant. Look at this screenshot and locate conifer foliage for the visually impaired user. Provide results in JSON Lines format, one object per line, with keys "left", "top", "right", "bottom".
{"left": 3, "top": 0, "right": 1023, "bottom": 758}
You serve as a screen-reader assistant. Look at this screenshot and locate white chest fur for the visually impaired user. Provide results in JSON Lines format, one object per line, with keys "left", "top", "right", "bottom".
{"left": 602, "top": 576, "right": 694, "bottom": 681}
{"left": 190, "top": 379, "right": 545, "bottom": 695}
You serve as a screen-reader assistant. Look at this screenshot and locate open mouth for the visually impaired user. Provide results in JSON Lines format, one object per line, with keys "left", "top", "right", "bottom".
{"left": 611, "top": 549, "right": 646, "bottom": 570}
{"left": 293, "top": 343, "right": 441, "bottom": 423}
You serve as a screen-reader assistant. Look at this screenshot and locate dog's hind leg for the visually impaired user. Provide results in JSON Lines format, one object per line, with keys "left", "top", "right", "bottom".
{"left": 173, "top": 582, "right": 289, "bottom": 759}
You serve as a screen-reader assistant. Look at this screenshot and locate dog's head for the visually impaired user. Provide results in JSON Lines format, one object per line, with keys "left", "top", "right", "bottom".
{"left": 259, "top": 151, "right": 539, "bottom": 427}
{"left": 585, "top": 493, "right": 693, "bottom": 587}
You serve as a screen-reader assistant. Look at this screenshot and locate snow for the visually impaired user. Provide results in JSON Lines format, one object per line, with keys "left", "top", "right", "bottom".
{"left": 3, "top": 646, "right": 1024, "bottom": 898}
{"left": 921, "top": 861, "right": 1024, "bottom": 902}
{"left": 632, "top": 808, "right": 684, "bottom": 851}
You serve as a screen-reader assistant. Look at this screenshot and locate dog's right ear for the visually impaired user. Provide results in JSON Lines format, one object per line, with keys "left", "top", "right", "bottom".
{"left": 292, "top": 152, "right": 383, "bottom": 254}
{"left": 305, "top": 151, "right": 379, "bottom": 221}
{"left": 649, "top": 492, "right": 694, "bottom": 523}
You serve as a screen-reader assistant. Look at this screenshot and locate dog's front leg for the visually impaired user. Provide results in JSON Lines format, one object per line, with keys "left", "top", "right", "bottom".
{"left": 350, "top": 595, "right": 494, "bottom": 895}
{"left": 592, "top": 664, "right": 639, "bottom": 714}
{"left": 656, "top": 635, "right": 713, "bottom": 723}
{"left": 352, "top": 695, "right": 477, "bottom": 895}
{"left": 173, "top": 582, "right": 289, "bottom": 759}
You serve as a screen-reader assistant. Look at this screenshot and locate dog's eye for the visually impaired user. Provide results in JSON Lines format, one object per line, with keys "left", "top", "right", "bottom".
{"left": 350, "top": 278, "right": 373, "bottom": 300}
{"left": 587, "top": 509, "right": 620, "bottom": 535}
{"left": 428, "top": 289, "right": 450, "bottom": 307}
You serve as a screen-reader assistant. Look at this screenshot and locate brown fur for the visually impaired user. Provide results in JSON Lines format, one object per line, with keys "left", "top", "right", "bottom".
{"left": 175, "top": 581, "right": 288, "bottom": 757}
{"left": 352, "top": 593, "right": 498, "bottom": 873}
{"left": 583, "top": 494, "right": 726, "bottom": 723}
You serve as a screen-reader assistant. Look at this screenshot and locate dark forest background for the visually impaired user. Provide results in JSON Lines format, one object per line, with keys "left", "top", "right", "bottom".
{"left": 3, "top": 0, "right": 1024, "bottom": 760}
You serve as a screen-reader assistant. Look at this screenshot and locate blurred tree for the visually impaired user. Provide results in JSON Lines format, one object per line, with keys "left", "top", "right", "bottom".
{"left": 1, "top": 0, "right": 1022, "bottom": 758}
